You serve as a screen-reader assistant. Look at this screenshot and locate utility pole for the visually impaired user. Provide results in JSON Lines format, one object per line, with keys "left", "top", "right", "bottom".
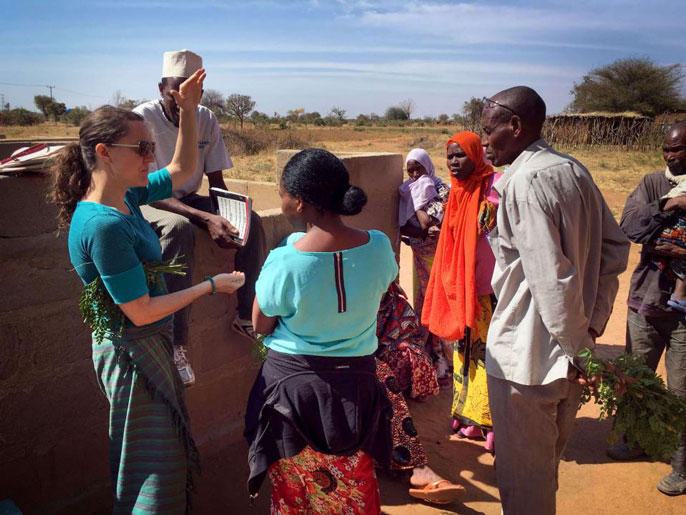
{"left": 0, "top": 93, "right": 4, "bottom": 111}
{"left": 47, "top": 85, "right": 55, "bottom": 99}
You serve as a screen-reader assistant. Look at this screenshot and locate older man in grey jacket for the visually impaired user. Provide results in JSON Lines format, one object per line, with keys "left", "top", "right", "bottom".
{"left": 481, "top": 86, "right": 630, "bottom": 514}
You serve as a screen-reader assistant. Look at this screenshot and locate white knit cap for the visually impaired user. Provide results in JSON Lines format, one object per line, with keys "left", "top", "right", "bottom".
{"left": 162, "top": 49, "right": 202, "bottom": 78}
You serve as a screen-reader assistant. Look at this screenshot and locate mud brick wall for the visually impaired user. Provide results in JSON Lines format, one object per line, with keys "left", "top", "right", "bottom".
{"left": 0, "top": 150, "right": 401, "bottom": 514}
{"left": 0, "top": 172, "right": 295, "bottom": 514}
{"left": 276, "top": 150, "right": 403, "bottom": 254}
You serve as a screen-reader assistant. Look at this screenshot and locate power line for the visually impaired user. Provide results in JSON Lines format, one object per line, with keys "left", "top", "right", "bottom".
{"left": 0, "top": 81, "right": 49, "bottom": 88}
{"left": 0, "top": 82, "right": 105, "bottom": 99}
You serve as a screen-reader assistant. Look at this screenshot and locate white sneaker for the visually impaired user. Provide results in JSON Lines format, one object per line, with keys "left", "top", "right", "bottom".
{"left": 173, "top": 345, "right": 196, "bottom": 387}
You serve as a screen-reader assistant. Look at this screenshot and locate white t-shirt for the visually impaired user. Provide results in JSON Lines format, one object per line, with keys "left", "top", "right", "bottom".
{"left": 133, "top": 100, "right": 233, "bottom": 198}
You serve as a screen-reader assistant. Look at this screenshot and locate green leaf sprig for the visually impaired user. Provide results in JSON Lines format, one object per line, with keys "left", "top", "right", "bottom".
{"left": 79, "top": 260, "right": 187, "bottom": 344}
{"left": 578, "top": 347, "right": 686, "bottom": 460}
{"left": 252, "top": 333, "right": 269, "bottom": 362}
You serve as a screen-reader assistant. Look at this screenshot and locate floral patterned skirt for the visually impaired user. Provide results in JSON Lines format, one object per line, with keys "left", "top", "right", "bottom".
{"left": 452, "top": 294, "right": 495, "bottom": 429}
{"left": 410, "top": 241, "right": 452, "bottom": 372}
{"left": 376, "top": 359, "right": 428, "bottom": 471}
{"left": 268, "top": 446, "right": 380, "bottom": 514}
{"left": 410, "top": 239, "right": 437, "bottom": 324}
{"left": 376, "top": 282, "right": 439, "bottom": 400}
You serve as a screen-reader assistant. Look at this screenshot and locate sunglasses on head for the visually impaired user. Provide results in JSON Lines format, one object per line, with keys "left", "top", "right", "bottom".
{"left": 109, "top": 140, "right": 156, "bottom": 157}
{"left": 482, "top": 97, "right": 519, "bottom": 117}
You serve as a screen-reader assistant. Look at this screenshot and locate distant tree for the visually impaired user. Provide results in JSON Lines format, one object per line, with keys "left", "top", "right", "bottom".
{"left": 120, "top": 99, "right": 146, "bottom": 110}
{"left": 110, "top": 90, "right": 127, "bottom": 107}
{"left": 569, "top": 58, "right": 686, "bottom": 116}
{"left": 323, "top": 115, "right": 343, "bottom": 127}
{"left": 422, "top": 115, "right": 435, "bottom": 125}
{"left": 0, "top": 108, "right": 43, "bottom": 126}
{"left": 34, "top": 94, "right": 66, "bottom": 121}
{"left": 462, "top": 97, "right": 485, "bottom": 131}
{"left": 399, "top": 99, "right": 416, "bottom": 120}
{"left": 34, "top": 95, "right": 54, "bottom": 116}
{"left": 62, "top": 106, "right": 91, "bottom": 126}
{"left": 385, "top": 106, "right": 408, "bottom": 121}
{"left": 438, "top": 113, "right": 449, "bottom": 124}
{"left": 202, "top": 89, "right": 226, "bottom": 117}
{"left": 330, "top": 106, "right": 346, "bottom": 122}
{"left": 300, "top": 111, "right": 322, "bottom": 124}
{"left": 250, "top": 110, "right": 270, "bottom": 126}
{"left": 286, "top": 109, "right": 300, "bottom": 123}
{"left": 355, "top": 114, "right": 371, "bottom": 126}
{"left": 108, "top": 90, "right": 147, "bottom": 110}
{"left": 225, "top": 94, "right": 256, "bottom": 128}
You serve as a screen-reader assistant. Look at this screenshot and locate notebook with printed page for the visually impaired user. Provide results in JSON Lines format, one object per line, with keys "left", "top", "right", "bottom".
{"left": 209, "top": 187, "right": 252, "bottom": 246}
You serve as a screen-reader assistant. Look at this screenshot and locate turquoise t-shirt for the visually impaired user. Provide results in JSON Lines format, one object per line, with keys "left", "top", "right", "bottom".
{"left": 68, "top": 168, "right": 173, "bottom": 327}
{"left": 255, "top": 230, "right": 399, "bottom": 357}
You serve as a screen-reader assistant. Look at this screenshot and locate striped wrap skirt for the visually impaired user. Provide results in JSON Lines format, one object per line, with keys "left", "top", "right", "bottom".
{"left": 92, "top": 322, "right": 199, "bottom": 514}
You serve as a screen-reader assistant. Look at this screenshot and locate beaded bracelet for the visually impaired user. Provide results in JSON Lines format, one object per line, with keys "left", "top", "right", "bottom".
{"left": 204, "top": 275, "right": 216, "bottom": 295}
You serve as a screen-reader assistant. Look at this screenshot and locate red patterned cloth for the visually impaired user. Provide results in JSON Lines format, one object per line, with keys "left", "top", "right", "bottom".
{"left": 268, "top": 446, "right": 380, "bottom": 514}
{"left": 376, "top": 283, "right": 439, "bottom": 399}
{"left": 376, "top": 359, "right": 429, "bottom": 470}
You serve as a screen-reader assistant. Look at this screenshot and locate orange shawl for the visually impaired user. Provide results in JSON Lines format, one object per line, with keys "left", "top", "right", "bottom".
{"left": 421, "top": 131, "right": 494, "bottom": 341}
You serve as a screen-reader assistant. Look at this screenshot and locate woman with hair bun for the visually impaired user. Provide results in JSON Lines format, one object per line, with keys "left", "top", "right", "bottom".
{"left": 245, "top": 148, "right": 398, "bottom": 513}
{"left": 51, "top": 69, "right": 244, "bottom": 514}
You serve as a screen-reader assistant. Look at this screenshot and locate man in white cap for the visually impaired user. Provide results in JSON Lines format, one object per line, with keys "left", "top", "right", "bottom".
{"left": 134, "top": 50, "right": 266, "bottom": 386}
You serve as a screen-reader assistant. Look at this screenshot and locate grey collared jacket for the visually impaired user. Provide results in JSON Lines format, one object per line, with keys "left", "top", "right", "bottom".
{"left": 486, "top": 139, "right": 630, "bottom": 385}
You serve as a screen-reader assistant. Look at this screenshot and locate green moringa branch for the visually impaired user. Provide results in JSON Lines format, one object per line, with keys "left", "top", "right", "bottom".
{"left": 79, "top": 260, "right": 187, "bottom": 344}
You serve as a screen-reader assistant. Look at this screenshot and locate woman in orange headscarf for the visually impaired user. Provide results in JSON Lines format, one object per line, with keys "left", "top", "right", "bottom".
{"left": 422, "top": 131, "right": 500, "bottom": 452}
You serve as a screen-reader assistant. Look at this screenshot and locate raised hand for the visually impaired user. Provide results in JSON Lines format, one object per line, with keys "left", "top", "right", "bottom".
{"left": 171, "top": 68, "right": 206, "bottom": 113}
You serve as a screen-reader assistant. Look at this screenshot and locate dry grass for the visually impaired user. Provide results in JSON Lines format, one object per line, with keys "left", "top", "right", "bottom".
{"left": 0, "top": 122, "right": 79, "bottom": 139}
{"left": 2, "top": 123, "right": 663, "bottom": 208}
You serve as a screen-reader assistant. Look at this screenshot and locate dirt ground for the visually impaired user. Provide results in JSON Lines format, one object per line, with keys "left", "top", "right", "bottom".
{"left": 197, "top": 243, "right": 682, "bottom": 515}
{"left": 3, "top": 124, "right": 680, "bottom": 513}
{"left": 373, "top": 243, "right": 683, "bottom": 515}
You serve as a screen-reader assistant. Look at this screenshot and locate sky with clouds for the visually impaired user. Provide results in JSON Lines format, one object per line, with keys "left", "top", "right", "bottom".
{"left": 2, "top": 0, "right": 684, "bottom": 117}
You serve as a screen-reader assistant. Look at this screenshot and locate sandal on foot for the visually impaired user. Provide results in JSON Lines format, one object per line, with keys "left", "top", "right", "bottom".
{"left": 485, "top": 430, "right": 495, "bottom": 454}
{"left": 409, "top": 479, "right": 465, "bottom": 505}
{"left": 458, "top": 424, "right": 484, "bottom": 440}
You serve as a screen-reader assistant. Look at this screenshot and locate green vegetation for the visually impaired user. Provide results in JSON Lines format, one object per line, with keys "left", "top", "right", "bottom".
{"left": 79, "top": 260, "right": 187, "bottom": 344}
{"left": 579, "top": 348, "right": 686, "bottom": 460}
{"left": 570, "top": 58, "right": 686, "bottom": 117}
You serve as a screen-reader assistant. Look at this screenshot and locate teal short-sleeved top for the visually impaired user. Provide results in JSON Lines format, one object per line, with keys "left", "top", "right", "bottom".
{"left": 255, "top": 229, "right": 398, "bottom": 357}
{"left": 68, "top": 168, "right": 173, "bottom": 328}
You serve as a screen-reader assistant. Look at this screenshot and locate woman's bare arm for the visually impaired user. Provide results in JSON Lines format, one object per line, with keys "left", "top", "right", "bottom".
{"left": 119, "top": 272, "right": 244, "bottom": 327}
{"left": 252, "top": 296, "right": 278, "bottom": 335}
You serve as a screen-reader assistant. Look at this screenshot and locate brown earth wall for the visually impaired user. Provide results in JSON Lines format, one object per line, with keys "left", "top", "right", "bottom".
{"left": 0, "top": 151, "right": 402, "bottom": 513}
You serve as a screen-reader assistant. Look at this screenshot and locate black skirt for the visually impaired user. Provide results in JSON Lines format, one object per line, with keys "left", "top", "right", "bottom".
{"left": 244, "top": 349, "right": 393, "bottom": 495}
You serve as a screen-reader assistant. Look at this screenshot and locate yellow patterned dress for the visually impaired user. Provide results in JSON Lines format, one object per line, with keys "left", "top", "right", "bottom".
{"left": 452, "top": 294, "right": 495, "bottom": 428}
{"left": 451, "top": 199, "right": 497, "bottom": 429}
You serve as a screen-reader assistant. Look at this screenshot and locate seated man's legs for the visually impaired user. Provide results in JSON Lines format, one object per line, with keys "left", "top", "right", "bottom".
{"left": 140, "top": 204, "right": 195, "bottom": 348}
{"left": 235, "top": 211, "right": 266, "bottom": 320}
